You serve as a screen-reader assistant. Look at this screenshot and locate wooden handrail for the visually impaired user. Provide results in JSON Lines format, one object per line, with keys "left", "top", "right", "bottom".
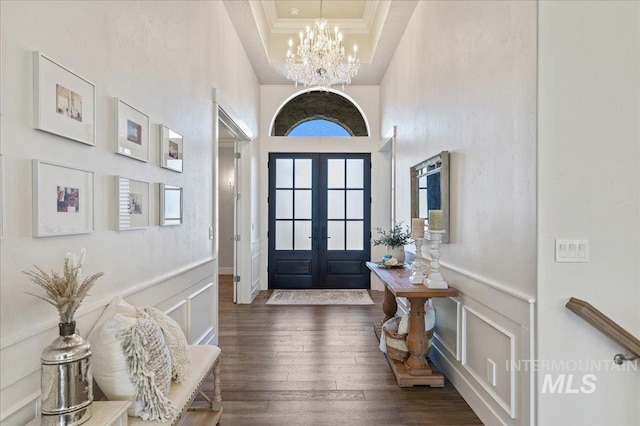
{"left": 566, "top": 297, "right": 640, "bottom": 356}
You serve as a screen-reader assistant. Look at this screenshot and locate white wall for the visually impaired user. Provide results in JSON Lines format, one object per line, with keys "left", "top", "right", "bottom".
{"left": 0, "top": 1, "right": 259, "bottom": 424}
{"left": 259, "top": 85, "right": 387, "bottom": 290}
{"left": 537, "top": 2, "right": 640, "bottom": 425}
{"left": 379, "top": 1, "right": 537, "bottom": 425}
{"left": 218, "top": 146, "right": 235, "bottom": 273}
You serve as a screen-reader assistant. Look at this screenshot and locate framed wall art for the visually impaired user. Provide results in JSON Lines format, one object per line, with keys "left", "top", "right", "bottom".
{"left": 33, "top": 51, "right": 96, "bottom": 146}
{"left": 32, "top": 160, "right": 94, "bottom": 237}
{"left": 115, "top": 98, "right": 150, "bottom": 162}
{"left": 115, "top": 176, "right": 150, "bottom": 231}
{"left": 160, "top": 125, "right": 183, "bottom": 172}
{"left": 160, "top": 183, "right": 183, "bottom": 226}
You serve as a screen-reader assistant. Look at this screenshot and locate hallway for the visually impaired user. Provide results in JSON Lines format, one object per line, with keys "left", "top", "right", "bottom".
{"left": 183, "top": 275, "right": 482, "bottom": 425}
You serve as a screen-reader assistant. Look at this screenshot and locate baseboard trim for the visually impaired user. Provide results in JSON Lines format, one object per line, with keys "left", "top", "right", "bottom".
{"left": 218, "top": 266, "right": 233, "bottom": 275}
{"left": 431, "top": 342, "right": 509, "bottom": 426}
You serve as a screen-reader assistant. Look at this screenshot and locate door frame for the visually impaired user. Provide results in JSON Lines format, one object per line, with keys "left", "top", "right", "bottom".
{"left": 215, "top": 94, "right": 252, "bottom": 303}
{"left": 267, "top": 152, "right": 372, "bottom": 289}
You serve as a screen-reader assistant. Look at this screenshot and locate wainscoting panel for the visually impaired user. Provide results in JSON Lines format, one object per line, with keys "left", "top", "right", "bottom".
{"left": 462, "top": 305, "right": 516, "bottom": 418}
{"left": 391, "top": 261, "right": 535, "bottom": 426}
{"left": 432, "top": 297, "right": 461, "bottom": 361}
{"left": 188, "top": 282, "right": 214, "bottom": 345}
{"left": 165, "top": 300, "right": 189, "bottom": 340}
{"left": 426, "top": 262, "right": 534, "bottom": 426}
{"left": 0, "top": 259, "right": 218, "bottom": 426}
{"left": 251, "top": 240, "right": 261, "bottom": 300}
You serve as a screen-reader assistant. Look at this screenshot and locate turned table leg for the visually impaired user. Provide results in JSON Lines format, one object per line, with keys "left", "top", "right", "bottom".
{"left": 382, "top": 286, "right": 398, "bottom": 324}
{"left": 404, "top": 297, "right": 432, "bottom": 374}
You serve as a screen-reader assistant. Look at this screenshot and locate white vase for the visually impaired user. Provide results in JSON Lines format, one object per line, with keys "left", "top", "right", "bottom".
{"left": 387, "top": 246, "right": 405, "bottom": 263}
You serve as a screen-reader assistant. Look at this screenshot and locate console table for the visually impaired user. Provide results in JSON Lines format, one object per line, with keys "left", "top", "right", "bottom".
{"left": 367, "top": 261, "right": 459, "bottom": 387}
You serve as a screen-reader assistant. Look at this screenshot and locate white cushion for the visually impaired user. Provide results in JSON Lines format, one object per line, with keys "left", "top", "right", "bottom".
{"left": 144, "top": 306, "right": 191, "bottom": 383}
{"left": 88, "top": 297, "right": 175, "bottom": 420}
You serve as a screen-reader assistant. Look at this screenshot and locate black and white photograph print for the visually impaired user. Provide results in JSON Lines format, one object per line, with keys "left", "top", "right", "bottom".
{"left": 127, "top": 119, "right": 142, "bottom": 145}
{"left": 169, "top": 140, "right": 179, "bottom": 159}
{"left": 129, "top": 193, "right": 142, "bottom": 214}
{"left": 57, "top": 186, "right": 80, "bottom": 213}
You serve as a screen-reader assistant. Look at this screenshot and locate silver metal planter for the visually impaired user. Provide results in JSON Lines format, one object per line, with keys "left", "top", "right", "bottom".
{"left": 40, "top": 321, "right": 93, "bottom": 426}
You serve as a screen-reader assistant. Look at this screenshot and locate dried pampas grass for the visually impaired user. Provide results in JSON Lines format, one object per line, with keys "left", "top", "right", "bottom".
{"left": 24, "top": 249, "right": 104, "bottom": 324}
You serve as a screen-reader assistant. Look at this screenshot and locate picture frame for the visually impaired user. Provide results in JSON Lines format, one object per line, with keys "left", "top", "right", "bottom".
{"left": 33, "top": 51, "right": 96, "bottom": 146}
{"left": 160, "top": 183, "right": 183, "bottom": 226}
{"left": 115, "top": 176, "right": 150, "bottom": 231}
{"left": 32, "top": 160, "right": 94, "bottom": 237}
{"left": 115, "top": 98, "right": 150, "bottom": 162}
{"left": 160, "top": 125, "right": 184, "bottom": 172}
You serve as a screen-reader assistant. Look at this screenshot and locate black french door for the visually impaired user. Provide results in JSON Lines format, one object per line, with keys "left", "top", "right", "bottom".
{"left": 268, "top": 153, "right": 371, "bottom": 289}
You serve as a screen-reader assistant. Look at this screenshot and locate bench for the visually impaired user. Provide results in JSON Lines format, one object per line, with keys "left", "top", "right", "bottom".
{"left": 128, "top": 345, "right": 222, "bottom": 425}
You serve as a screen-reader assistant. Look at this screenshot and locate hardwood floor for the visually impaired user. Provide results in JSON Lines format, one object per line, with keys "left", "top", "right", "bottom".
{"left": 181, "top": 275, "right": 482, "bottom": 426}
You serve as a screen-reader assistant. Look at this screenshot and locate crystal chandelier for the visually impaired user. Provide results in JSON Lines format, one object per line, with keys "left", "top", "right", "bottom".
{"left": 286, "top": 0, "right": 359, "bottom": 89}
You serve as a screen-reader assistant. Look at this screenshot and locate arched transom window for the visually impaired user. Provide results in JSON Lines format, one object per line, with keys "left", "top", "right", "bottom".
{"left": 271, "top": 91, "right": 369, "bottom": 137}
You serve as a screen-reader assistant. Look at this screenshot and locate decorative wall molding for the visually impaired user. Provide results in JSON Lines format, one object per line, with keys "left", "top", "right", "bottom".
{"left": 0, "top": 262, "right": 218, "bottom": 425}
{"left": 433, "top": 297, "right": 461, "bottom": 361}
{"left": 0, "top": 257, "right": 215, "bottom": 350}
{"left": 461, "top": 305, "right": 517, "bottom": 419}
{"left": 251, "top": 239, "right": 262, "bottom": 299}
{"left": 439, "top": 260, "right": 535, "bottom": 303}
{"left": 428, "top": 276, "right": 534, "bottom": 426}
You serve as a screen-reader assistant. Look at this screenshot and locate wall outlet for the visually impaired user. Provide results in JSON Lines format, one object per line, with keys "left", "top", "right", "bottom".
{"left": 486, "top": 358, "right": 497, "bottom": 386}
{"left": 209, "top": 227, "right": 214, "bottom": 240}
{"left": 555, "top": 239, "right": 589, "bottom": 262}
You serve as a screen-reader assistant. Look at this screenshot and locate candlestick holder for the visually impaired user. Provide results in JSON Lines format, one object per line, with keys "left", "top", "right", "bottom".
{"left": 409, "top": 238, "right": 426, "bottom": 284}
{"left": 425, "top": 230, "right": 448, "bottom": 289}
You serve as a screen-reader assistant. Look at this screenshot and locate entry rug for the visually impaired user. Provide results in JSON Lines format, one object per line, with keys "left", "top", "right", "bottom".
{"left": 266, "top": 289, "right": 374, "bottom": 305}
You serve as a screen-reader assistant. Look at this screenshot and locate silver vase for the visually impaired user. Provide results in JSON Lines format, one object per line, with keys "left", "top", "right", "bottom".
{"left": 40, "top": 321, "right": 93, "bottom": 426}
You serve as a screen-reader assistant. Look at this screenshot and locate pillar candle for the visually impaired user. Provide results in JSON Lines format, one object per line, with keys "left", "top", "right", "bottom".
{"left": 428, "top": 210, "right": 444, "bottom": 231}
{"left": 411, "top": 218, "right": 425, "bottom": 238}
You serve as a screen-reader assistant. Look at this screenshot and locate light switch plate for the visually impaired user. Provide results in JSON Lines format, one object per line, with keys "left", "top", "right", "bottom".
{"left": 555, "top": 239, "right": 589, "bottom": 263}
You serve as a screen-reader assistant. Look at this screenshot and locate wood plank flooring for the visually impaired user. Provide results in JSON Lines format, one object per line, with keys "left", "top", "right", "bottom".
{"left": 181, "top": 276, "right": 482, "bottom": 426}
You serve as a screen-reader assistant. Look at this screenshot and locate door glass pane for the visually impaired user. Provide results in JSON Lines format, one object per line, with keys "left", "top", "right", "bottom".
{"left": 346, "top": 221, "right": 364, "bottom": 250}
{"left": 327, "top": 190, "right": 345, "bottom": 219}
{"left": 327, "top": 221, "right": 345, "bottom": 250}
{"left": 294, "top": 190, "right": 312, "bottom": 219}
{"left": 295, "top": 159, "right": 312, "bottom": 188}
{"left": 275, "top": 221, "right": 292, "bottom": 250}
{"left": 294, "top": 221, "right": 312, "bottom": 250}
{"left": 276, "top": 159, "right": 293, "bottom": 188}
{"left": 346, "top": 159, "right": 364, "bottom": 188}
{"left": 346, "top": 190, "right": 363, "bottom": 219}
{"left": 327, "top": 159, "right": 345, "bottom": 188}
{"left": 276, "top": 190, "right": 293, "bottom": 219}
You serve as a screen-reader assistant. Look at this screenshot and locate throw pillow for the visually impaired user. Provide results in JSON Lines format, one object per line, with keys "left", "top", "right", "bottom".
{"left": 143, "top": 306, "right": 191, "bottom": 383}
{"left": 119, "top": 308, "right": 176, "bottom": 422}
{"left": 88, "top": 297, "right": 176, "bottom": 421}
